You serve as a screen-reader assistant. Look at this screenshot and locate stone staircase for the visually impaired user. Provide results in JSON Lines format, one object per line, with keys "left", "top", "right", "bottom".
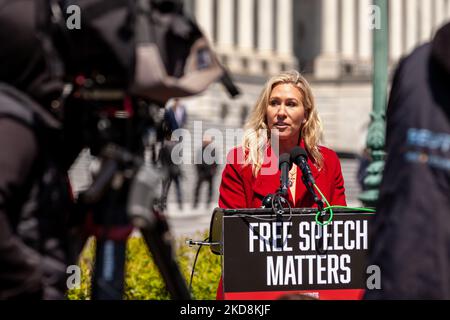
{"left": 340, "top": 157, "right": 363, "bottom": 207}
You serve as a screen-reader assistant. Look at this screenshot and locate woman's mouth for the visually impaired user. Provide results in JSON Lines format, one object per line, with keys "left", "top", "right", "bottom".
{"left": 275, "top": 123, "right": 289, "bottom": 129}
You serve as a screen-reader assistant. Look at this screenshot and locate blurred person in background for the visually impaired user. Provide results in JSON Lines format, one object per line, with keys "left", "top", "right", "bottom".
{"left": 193, "top": 137, "right": 218, "bottom": 209}
{"left": 164, "top": 98, "right": 187, "bottom": 131}
{"left": 159, "top": 137, "right": 184, "bottom": 211}
{"left": 161, "top": 99, "right": 188, "bottom": 210}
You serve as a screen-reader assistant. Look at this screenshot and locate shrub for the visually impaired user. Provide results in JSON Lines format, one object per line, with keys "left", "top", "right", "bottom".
{"left": 67, "top": 230, "right": 221, "bottom": 300}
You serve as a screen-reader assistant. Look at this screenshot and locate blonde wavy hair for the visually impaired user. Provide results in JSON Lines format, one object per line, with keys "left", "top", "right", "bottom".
{"left": 242, "top": 70, "right": 323, "bottom": 177}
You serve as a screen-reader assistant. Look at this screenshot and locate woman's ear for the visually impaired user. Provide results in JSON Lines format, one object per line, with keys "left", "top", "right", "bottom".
{"left": 303, "top": 111, "right": 309, "bottom": 124}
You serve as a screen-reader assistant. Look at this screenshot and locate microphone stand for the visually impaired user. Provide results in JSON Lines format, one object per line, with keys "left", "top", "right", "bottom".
{"left": 300, "top": 176, "right": 327, "bottom": 255}
{"left": 301, "top": 175, "right": 324, "bottom": 212}
{"left": 261, "top": 190, "right": 290, "bottom": 215}
{"left": 261, "top": 187, "right": 291, "bottom": 250}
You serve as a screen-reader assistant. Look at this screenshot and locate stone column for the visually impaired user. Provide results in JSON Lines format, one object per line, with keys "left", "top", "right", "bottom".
{"left": 276, "top": 0, "right": 294, "bottom": 57}
{"left": 389, "top": 0, "right": 403, "bottom": 62}
{"left": 434, "top": 0, "right": 447, "bottom": 32}
{"left": 258, "top": 0, "right": 273, "bottom": 54}
{"left": 237, "top": 0, "right": 254, "bottom": 51}
{"left": 217, "top": 0, "right": 234, "bottom": 50}
{"left": 405, "top": 0, "right": 418, "bottom": 54}
{"left": 276, "top": 0, "right": 297, "bottom": 72}
{"left": 315, "top": 0, "right": 340, "bottom": 79}
{"left": 341, "top": 0, "right": 357, "bottom": 60}
{"left": 195, "top": 0, "right": 214, "bottom": 42}
{"left": 358, "top": 0, "right": 372, "bottom": 61}
{"left": 237, "top": 0, "right": 259, "bottom": 73}
{"left": 217, "top": 0, "right": 240, "bottom": 71}
{"left": 257, "top": 0, "right": 278, "bottom": 74}
{"left": 419, "top": 0, "right": 433, "bottom": 43}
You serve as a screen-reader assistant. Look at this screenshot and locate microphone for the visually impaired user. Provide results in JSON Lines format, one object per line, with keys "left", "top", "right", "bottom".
{"left": 279, "top": 153, "right": 292, "bottom": 196}
{"left": 290, "top": 146, "right": 324, "bottom": 210}
{"left": 261, "top": 193, "right": 274, "bottom": 208}
{"left": 290, "top": 147, "right": 315, "bottom": 185}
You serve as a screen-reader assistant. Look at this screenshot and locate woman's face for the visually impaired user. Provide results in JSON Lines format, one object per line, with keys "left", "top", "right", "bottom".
{"left": 266, "top": 83, "right": 306, "bottom": 145}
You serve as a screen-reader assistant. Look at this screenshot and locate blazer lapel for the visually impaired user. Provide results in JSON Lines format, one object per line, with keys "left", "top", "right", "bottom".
{"left": 252, "top": 146, "right": 282, "bottom": 202}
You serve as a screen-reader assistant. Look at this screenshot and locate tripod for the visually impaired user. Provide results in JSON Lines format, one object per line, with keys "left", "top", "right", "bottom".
{"left": 65, "top": 52, "right": 240, "bottom": 300}
{"left": 74, "top": 97, "right": 191, "bottom": 300}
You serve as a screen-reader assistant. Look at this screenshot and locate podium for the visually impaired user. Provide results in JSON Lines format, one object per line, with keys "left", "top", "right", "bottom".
{"left": 209, "top": 208, "right": 375, "bottom": 300}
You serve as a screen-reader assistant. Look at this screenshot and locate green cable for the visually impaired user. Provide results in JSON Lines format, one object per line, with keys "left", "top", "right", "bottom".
{"left": 325, "top": 205, "right": 376, "bottom": 213}
{"left": 313, "top": 184, "right": 376, "bottom": 226}
{"left": 313, "top": 183, "right": 333, "bottom": 226}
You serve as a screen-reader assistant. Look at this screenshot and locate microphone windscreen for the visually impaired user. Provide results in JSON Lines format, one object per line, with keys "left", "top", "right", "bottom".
{"left": 278, "top": 153, "right": 291, "bottom": 169}
{"left": 290, "top": 146, "right": 308, "bottom": 162}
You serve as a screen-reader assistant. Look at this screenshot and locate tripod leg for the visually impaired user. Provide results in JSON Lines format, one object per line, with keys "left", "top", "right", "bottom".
{"left": 139, "top": 211, "right": 191, "bottom": 300}
{"left": 92, "top": 237, "right": 128, "bottom": 300}
{"left": 90, "top": 190, "right": 133, "bottom": 300}
{"left": 127, "top": 162, "right": 190, "bottom": 299}
{"left": 161, "top": 178, "right": 172, "bottom": 210}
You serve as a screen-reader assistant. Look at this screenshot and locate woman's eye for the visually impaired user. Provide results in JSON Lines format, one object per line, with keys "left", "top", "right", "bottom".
{"left": 286, "top": 101, "right": 297, "bottom": 107}
{"left": 269, "top": 100, "right": 279, "bottom": 106}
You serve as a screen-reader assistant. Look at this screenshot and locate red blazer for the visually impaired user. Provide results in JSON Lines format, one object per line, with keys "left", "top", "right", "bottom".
{"left": 219, "top": 142, "right": 346, "bottom": 210}
{"left": 216, "top": 141, "right": 347, "bottom": 299}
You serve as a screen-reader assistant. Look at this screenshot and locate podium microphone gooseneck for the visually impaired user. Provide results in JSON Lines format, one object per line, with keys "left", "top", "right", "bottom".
{"left": 290, "top": 146, "right": 327, "bottom": 254}
{"left": 290, "top": 147, "right": 323, "bottom": 210}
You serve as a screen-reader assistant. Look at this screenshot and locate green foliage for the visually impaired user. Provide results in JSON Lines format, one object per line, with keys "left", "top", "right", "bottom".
{"left": 67, "top": 230, "right": 221, "bottom": 300}
{"left": 66, "top": 238, "right": 94, "bottom": 300}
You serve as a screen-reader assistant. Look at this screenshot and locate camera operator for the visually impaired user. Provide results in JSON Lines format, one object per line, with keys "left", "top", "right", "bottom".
{"left": 1, "top": 0, "right": 236, "bottom": 300}
{"left": 0, "top": 0, "right": 86, "bottom": 299}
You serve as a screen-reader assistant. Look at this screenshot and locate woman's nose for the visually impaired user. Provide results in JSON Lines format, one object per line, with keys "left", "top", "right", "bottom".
{"left": 276, "top": 104, "right": 287, "bottom": 117}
